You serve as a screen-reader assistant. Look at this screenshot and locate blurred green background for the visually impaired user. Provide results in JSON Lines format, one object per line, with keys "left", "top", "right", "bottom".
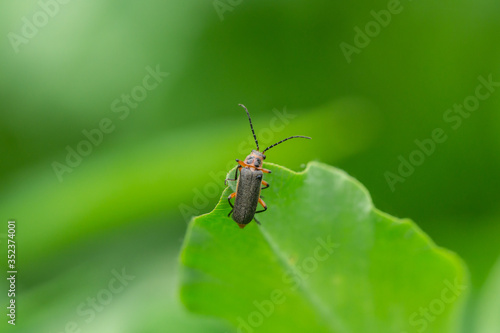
{"left": 0, "top": 0, "right": 499, "bottom": 332}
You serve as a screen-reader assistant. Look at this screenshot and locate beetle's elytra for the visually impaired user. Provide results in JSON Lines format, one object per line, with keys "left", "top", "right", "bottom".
{"left": 225, "top": 104, "right": 311, "bottom": 229}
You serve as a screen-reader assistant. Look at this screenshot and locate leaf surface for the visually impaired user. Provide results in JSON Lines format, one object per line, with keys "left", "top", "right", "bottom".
{"left": 180, "top": 161, "right": 468, "bottom": 333}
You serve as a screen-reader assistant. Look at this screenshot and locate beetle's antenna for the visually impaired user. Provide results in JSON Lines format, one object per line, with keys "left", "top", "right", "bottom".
{"left": 239, "top": 104, "right": 259, "bottom": 151}
{"left": 263, "top": 136, "right": 311, "bottom": 153}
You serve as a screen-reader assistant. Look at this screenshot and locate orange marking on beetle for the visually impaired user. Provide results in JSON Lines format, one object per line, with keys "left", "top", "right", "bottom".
{"left": 258, "top": 197, "right": 267, "bottom": 209}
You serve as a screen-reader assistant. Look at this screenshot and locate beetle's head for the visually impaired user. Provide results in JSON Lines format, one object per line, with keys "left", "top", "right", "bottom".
{"left": 244, "top": 150, "right": 266, "bottom": 168}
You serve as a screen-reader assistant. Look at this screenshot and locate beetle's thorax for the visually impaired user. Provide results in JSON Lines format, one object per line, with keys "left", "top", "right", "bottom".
{"left": 244, "top": 150, "right": 266, "bottom": 169}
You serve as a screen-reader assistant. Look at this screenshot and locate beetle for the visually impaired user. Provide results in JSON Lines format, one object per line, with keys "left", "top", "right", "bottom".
{"left": 225, "top": 104, "right": 311, "bottom": 229}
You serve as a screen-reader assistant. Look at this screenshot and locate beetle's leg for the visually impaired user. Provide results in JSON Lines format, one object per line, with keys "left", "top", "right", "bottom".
{"left": 255, "top": 197, "right": 268, "bottom": 214}
{"left": 261, "top": 180, "right": 269, "bottom": 190}
{"left": 261, "top": 168, "right": 271, "bottom": 174}
{"left": 227, "top": 192, "right": 236, "bottom": 208}
{"left": 253, "top": 198, "right": 267, "bottom": 225}
{"left": 225, "top": 166, "right": 241, "bottom": 185}
{"left": 227, "top": 192, "right": 236, "bottom": 217}
{"left": 236, "top": 159, "right": 249, "bottom": 168}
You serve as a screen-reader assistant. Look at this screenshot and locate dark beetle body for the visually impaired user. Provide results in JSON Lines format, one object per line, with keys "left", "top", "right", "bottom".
{"left": 226, "top": 104, "right": 310, "bottom": 229}
{"left": 232, "top": 167, "right": 263, "bottom": 225}
{"left": 227, "top": 149, "right": 269, "bottom": 228}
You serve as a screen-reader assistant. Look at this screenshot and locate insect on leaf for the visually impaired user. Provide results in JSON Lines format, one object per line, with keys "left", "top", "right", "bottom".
{"left": 179, "top": 161, "right": 468, "bottom": 333}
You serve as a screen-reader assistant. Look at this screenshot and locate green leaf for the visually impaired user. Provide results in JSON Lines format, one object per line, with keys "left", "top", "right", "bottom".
{"left": 474, "top": 255, "right": 500, "bottom": 333}
{"left": 179, "top": 161, "right": 468, "bottom": 333}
